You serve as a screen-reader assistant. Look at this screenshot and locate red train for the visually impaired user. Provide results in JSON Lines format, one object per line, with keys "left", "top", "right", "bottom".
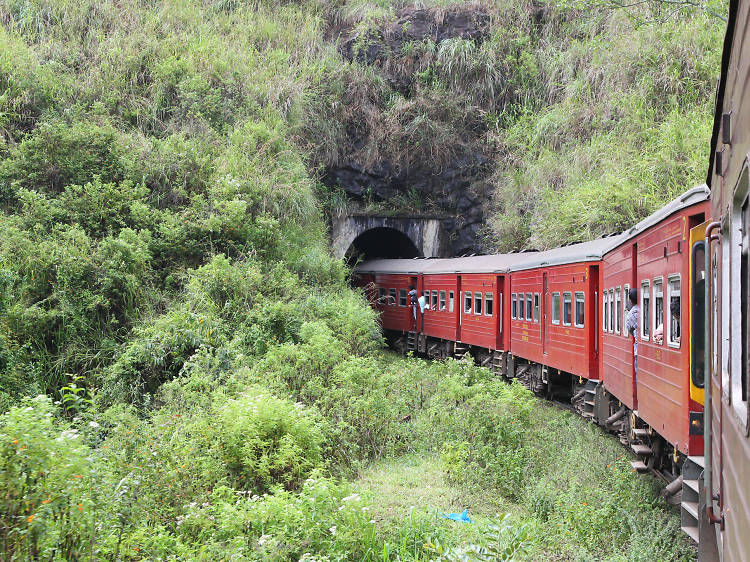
{"left": 354, "top": 185, "right": 723, "bottom": 557}
{"left": 357, "top": 4, "right": 750, "bottom": 556}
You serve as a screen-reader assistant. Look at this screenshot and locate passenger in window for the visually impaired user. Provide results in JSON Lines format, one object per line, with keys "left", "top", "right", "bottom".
{"left": 408, "top": 285, "right": 418, "bottom": 331}
{"left": 653, "top": 316, "right": 668, "bottom": 344}
{"left": 625, "top": 288, "right": 638, "bottom": 379}
{"left": 670, "top": 299, "right": 681, "bottom": 344}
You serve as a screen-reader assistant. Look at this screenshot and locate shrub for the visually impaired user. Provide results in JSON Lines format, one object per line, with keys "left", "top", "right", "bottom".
{"left": 0, "top": 396, "right": 95, "bottom": 560}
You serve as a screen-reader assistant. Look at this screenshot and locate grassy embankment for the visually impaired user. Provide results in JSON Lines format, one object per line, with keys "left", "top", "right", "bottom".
{"left": 0, "top": 0, "right": 716, "bottom": 559}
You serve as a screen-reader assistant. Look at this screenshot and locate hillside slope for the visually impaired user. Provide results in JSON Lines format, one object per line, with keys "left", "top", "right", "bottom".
{"left": 0, "top": 0, "right": 721, "bottom": 559}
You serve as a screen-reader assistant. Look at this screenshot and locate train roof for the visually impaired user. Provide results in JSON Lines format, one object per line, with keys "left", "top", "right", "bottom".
{"left": 506, "top": 235, "right": 626, "bottom": 272}
{"left": 616, "top": 184, "right": 710, "bottom": 246}
{"left": 353, "top": 258, "right": 442, "bottom": 275}
{"left": 420, "top": 253, "right": 536, "bottom": 274}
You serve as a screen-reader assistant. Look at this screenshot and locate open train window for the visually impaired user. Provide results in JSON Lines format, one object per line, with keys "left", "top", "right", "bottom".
{"left": 439, "top": 290, "right": 446, "bottom": 311}
{"left": 432, "top": 290, "right": 438, "bottom": 311}
{"left": 534, "top": 293, "right": 540, "bottom": 322}
{"left": 526, "top": 293, "right": 533, "bottom": 321}
{"left": 399, "top": 289, "right": 407, "bottom": 307}
{"left": 563, "top": 292, "right": 572, "bottom": 326}
{"left": 667, "top": 275, "right": 681, "bottom": 348}
{"left": 552, "top": 293, "right": 561, "bottom": 324}
{"left": 609, "top": 290, "right": 615, "bottom": 332}
{"left": 653, "top": 278, "right": 664, "bottom": 344}
{"left": 389, "top": 288, "right": 397, "bottom": 306}
{"left": 464, "top": 292, "right": 472, "bottom": 314}
{"left": 449, "top": 291, "right": 454, "bottom": 312}
{"left": 641, "top": 281, "right": 650, "bottom": 340}
{"left": 623, "top": 284, "right": 630, "bottom": 333}
{"left": 574, "top": 292, "right": 585, "bottom": 328}
{"left": 691, "top": 242, "right": 706, "bottom": 389}
{"left": 518, "top": 293, "right": 525, "bottom": 320}
{"left": 733, "top": 188, "right": 749, "bottom": 428}
{"left": 485, "top": 293, "right": 493, "bottom": 316}
{"left": 378, "top": 287, "right": 386, "bottom": 305}
{"left": 474, "top": 292, "right": 482, "bottom": 315}
{"left": 511, "top": 294, "right": 517, "bottom": 319}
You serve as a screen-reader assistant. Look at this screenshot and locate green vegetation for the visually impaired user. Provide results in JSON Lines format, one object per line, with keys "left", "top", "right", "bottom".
{"left": 0, "top": 0, "right": 716, "bottom": 559}
{"left": 2, "top": 356, "right": 694, "bottom": 560}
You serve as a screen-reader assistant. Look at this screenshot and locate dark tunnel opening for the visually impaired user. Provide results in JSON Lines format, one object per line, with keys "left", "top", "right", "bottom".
{"left": 345, "top": 227, "right": 421, "bottom": 264}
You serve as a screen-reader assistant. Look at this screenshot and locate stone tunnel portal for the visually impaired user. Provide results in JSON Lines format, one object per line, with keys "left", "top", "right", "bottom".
{"left": 345, "top": 227, "right": 421, "bottom": 263}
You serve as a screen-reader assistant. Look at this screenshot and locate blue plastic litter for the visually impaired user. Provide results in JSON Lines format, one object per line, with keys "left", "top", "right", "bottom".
{"left": 440, "top": 509, "right": 472, "bottom": 523}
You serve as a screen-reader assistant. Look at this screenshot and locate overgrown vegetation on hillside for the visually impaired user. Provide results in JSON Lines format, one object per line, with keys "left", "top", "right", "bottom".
{"left": 0, "top": 0, "right": 717, "bottom": 559}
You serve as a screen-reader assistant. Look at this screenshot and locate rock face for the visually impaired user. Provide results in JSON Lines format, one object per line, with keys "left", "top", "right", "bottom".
{"left": 324, "top": 4, "right": 493, "bottom": 256}
{"left": 324, "top": 153, "right": 489, "bottom": 256}
{"left": 341, "top": 7, "right": 491, "bottom": 73}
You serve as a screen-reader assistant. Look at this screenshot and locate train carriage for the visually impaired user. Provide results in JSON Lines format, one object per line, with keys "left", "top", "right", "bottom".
{"left": 703, "top": 0, "right": 750, "bottom": 556}
{"left": 352, "top": 259, "right": 430, "bottom": 334}
{"left": 505, "top": 238, "right": 623, "bottom": 395}
{"left": 600, "top": 186, "right": 710, "bottom": 461}
{"left": 420, "top": 255, "right": 529, "bottom": 358}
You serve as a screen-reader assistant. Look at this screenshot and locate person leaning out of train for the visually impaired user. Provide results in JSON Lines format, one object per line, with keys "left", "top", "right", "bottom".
{"left": 625, "top": 288, "right": 638, "bottom": 378}
{"left": 417, "top": 293, "right": 429, "bottom": 333}
{"left": 408, "top": 285, "right": 418, "bottom": 330}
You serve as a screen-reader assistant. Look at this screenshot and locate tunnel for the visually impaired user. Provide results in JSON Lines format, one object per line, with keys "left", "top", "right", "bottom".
{"left": 345, "top": 227, "right": 421, "bottom": 263}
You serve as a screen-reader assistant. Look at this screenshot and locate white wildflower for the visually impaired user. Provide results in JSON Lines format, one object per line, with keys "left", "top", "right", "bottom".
{"left": 341, "top": 493, "right": 360, "bottom": 502}
{"left": 329, "top": 526, "right": 336, "bottom": 536}
{"left": 258, "top": 534, "right": 271, "bottom": 546}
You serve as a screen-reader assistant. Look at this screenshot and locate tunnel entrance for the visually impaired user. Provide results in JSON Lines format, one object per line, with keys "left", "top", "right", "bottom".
{"left": 345, "top": 227, "right": 421, "bottom": 264}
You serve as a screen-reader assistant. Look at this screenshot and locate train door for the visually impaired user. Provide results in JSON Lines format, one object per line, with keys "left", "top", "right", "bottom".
{"left": 457, "top": 275, "right": 462, "bottom": 342}
{"left": 689, "top": 222, "right": 708, "bottom": 406}
{"left": 497, "top": 275, "right": 504, "bottom": 349}
{"left": 543, "top": 273, "right": 549, "bottom": 355}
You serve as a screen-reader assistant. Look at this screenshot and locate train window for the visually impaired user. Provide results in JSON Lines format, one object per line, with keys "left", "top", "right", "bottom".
{"left": 432, "top": 290, "right": 438, "bottom": 311}
{"left": 691, "top": 242, "right": 706, "bottom": 389}
{"left": 449, "top": 291, "right": 454, "bottom": 312}
{"left": 485, "top": 293, "right": 493, "bottom": 316}
{"left": 653, "top": 278, "right": 664, "bottom": 344}
{"left": 604, "top": 290, "right": 609, "bottom": 331}
{"left": 563, "top": 292, "right": 572, "bottom": 326}
{"left": 498, "top": 295, "right": 503, "bottom": 331}
{"left": 667, "top": 276, "right": 681, "bottom": 347}
{"left": 399, "top": 289, "right": 407, "bottom": 307}
{"left": 738, "top": 196, "right": 749, "bottom": 423}
{"left": 623, "top": 284, "right": 630, "bottom": 333}
{"left": 511, "top": 294, "right": 517, "bottom": 319}
{"left": 474, "top": 292, "right": 482, "bottom": 315}
{"left": 526, "top": 293, "right": 533, "bottom": 320}
{"left": 574, "top": 292, "right": 585, "bottom": 328}
{"left": 534, "top": 293, "right": 540, "bottom": 322}
{"left": 389, "top": 288, "right": 397, "bottom": 306}
{"left": 378, "top": 287, "right": 386, "bottom": 305}
{"left": 439, "top": 290, "right": 446, "bottom": 311}
{"left": 615, "top": 287, "right": 622, "bottom": 334}
{"left": 609, "top": 290, "right": 615, "bottom": 332}
{"left": 552, "top": 292, "right": 561, "bottom": 324}
{"left": 464, "top": 292, "right": 472, "bottom": 314}
{"left": 518, "top": 294, "right": 525, "bottom": 320}
{"left": 641, "top": 281, "right": 650, "bottom": 340}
